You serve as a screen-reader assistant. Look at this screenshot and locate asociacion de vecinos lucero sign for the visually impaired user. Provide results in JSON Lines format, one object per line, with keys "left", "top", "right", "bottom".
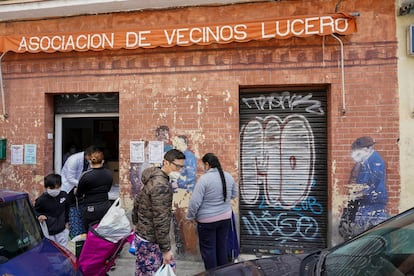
{"left": 0, "top": 13, "right": 357, "bottom": 53}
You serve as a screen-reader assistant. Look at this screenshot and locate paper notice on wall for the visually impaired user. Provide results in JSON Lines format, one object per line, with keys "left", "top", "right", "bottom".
{"left": 11, "top": 145, "right": 23, "bottom": 165}
{"left": 148, "top": 141, "right": 164, "bottom": 164}
{"left": 130, "top": 141, "right": 145, "bottom": 163}
{"left": 24, "top": 144, "right": 36, "bottom": 164}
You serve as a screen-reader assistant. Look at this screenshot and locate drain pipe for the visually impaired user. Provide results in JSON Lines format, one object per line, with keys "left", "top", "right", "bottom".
{"left": 330, "top": 34, "right": 346, "bottom": 115}
{"left": 0, "top": 51, "right": 8, "bottom": 119}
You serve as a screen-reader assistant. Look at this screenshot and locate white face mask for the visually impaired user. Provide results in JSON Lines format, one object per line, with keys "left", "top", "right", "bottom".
{"left": 47, "top": 188, "right": 61, "bottom": 197}
{"left": 351, "top": 148, "right": 370, "bottom": 163}
{"left": 169, "top": 171, "right": 181, "bottom": 181}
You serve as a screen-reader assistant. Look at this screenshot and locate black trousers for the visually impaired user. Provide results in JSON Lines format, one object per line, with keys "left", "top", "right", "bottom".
{"left": 197, "top": 219, "right": 231, "bottom": 270}
{"left": 81, "top": 200, "right": 111, "bottom": 230}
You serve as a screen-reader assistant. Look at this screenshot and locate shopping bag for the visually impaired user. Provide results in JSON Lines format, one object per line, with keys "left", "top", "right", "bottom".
{"left": 227, "top": 210, "right": 239, "bottom": 262}
{"left": 154, "top": 264, "right": 176, "bottom": 276}
{"left": 39, "top": 221, "right": 50, "bottom": 239}
{"left": 79, "top": 225, "right": 131, "bottom": 276}
{"left": 69, "top": 205, "right": 86, "bottom": 238}
{"left": 95, "top": 198, "right": 131, "bottom": 242}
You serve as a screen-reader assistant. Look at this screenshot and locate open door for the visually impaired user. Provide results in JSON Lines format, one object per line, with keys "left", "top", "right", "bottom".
{"left": 54, "top": 113, "right": 119, "bottom": 184}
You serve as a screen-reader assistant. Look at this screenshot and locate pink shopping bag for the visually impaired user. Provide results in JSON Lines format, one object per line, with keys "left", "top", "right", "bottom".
{"left": 79, "top": 225, "right": 133, "bottom": 276}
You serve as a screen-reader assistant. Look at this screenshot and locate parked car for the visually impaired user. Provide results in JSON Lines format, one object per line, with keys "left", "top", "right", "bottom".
{"left": 0, "top": 189, "right": 82, "bottom": 275}
{"left": 197, "top": 207, "right": 414, "bottom": 276}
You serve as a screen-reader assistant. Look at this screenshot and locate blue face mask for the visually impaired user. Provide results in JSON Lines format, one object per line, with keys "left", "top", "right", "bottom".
{"left": 47, "top": 188, "right": 61, "bottom": 197}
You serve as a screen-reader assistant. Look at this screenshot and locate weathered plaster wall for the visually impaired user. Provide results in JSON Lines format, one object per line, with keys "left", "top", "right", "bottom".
{"left": 396, "top": 2, "right": 414, "bottom": 212}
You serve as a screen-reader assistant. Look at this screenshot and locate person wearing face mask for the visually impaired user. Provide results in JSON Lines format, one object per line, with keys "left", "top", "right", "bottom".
{"left": 339, "top": 136, "right": 388, "bottom": 240}
{"left": 76, "top": 147, "right": 113, "bottom": 231}
{"left": 131, "top": 149, "right": 185, "bottom": 275}
{"left": 34, "top": 173, "right": 70, "bottom": 248}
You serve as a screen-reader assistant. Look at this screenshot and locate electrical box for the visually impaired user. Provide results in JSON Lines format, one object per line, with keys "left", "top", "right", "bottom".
{"left": 0, "top": 139, "right": 6, "bottom": 160}
{"left": 408, "top": 24, "right": 414, "bottom": 56}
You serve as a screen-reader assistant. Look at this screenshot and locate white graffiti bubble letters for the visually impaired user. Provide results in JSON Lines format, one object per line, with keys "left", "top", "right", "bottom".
{"left": 240, "top": 114, "right": 315, "bottom": 209}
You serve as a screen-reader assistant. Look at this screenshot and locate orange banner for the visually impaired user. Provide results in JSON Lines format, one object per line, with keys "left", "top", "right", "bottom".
{"left": 0, "top": 13, "right": 357, "bottom": 53}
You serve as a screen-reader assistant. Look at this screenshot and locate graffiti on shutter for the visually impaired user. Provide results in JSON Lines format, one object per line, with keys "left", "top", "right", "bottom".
{"left": 239, "top": 88, "right": 327, "bottom": 255}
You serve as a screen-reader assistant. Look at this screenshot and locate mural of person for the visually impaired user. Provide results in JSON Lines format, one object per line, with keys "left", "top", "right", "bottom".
{"left": 339, "top": 136, "right": 388, "bottom": 240}
{"left": 156, "top": 125, "right": 173, "bottom": 152}
{"left": 129, "top": 141, "right": 152, "bottom": 198}
{"left": 172, "top": 135, "right": 197, "bottom": 192}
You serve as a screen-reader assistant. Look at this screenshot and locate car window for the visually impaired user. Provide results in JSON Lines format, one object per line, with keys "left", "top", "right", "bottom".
{"left": 324, "top": 213, "right": 414, "bottom": 275}
{"left": 388, "top": 224, "right": 414, "bottom": 254}
{"left": 0, "top": 197, "right": 42, "bottom": 263}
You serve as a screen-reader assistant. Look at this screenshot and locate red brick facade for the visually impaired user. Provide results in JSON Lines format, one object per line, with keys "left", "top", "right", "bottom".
{"left": 0, "top": 0, "right": 399, "bottom": 252}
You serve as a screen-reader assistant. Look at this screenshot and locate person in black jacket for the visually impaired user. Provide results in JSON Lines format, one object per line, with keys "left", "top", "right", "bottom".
{"left": 34, "top": 173, "right": 70, "bottom": 247}
{"left": 76, "top": 147, "right": 113, "bottom": 230}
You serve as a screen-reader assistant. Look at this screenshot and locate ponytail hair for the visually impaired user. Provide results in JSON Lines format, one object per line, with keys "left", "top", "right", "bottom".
{"left": 202, "top": 153, "right": 227, "bottom": 202}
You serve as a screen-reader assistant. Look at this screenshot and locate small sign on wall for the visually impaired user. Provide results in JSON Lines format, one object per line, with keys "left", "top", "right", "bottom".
{"left": 10, "top": 144, "right": 37, "bottom": 165}
{"left": 24, "top": 144, "right": 36, "bottom": 164}
{"left": 11, "top": 145, "right": 23, "bottom": 165}
{"left": 130, "top": 141, "right": 145, "bottom": 163}
{"left": 148, "top": 141, "right": 164, "bottom": 164}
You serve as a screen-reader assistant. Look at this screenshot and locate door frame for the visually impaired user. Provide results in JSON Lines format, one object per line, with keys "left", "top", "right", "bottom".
{"left": 54, "top": 112, "right": 119, "bottom": 173}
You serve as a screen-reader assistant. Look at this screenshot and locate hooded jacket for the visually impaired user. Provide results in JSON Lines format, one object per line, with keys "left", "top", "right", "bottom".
{"left": 132, "top": 166, "right": 173, "bottom": 252}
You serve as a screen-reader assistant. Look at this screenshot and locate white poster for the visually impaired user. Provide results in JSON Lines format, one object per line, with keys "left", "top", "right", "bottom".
{"left": 11, "top": 145, "right": 23, "bottom": 165}
{"left": 24, "top": 144, "right": 37, "bottom": 164}
{"left": 130, "top": 141, "right": 145, "bottom": 163}
{"left": 148, "top": 141, "right": 164, "bottom": 164}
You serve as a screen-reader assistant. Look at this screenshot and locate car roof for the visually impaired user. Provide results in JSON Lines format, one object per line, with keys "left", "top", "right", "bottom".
{"left": 0, "top": 189, "right": 29, "bottom": 203}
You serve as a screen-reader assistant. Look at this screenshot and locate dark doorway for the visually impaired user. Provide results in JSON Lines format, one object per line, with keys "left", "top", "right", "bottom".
{"left": 61, "top": 116, "right": 119, "bottom": 183}
{"left": 62, "top": 117, "right": 119, "bottom": 163}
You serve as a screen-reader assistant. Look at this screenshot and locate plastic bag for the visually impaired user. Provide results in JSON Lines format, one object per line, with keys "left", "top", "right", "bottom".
{"left": 95, "top": 198, "right": 131, "bottom": 242}
{"left": 154, "top": 264, "right": 176, "bottom": 276}
{"left": 39, "top": 221, "right": 50, "bottom": 239}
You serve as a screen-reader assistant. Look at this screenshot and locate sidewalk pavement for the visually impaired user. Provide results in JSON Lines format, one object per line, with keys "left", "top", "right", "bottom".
{"left": 108, "top": 246, "right": 206, "bottom": 276}
{"left": 106, "top": 244, "right": 261, "bottom": 275}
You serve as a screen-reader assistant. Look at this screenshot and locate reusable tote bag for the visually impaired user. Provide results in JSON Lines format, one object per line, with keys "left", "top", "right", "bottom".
{"left": 69, "top": 198, "right": 86, "bottom": 238}
{"left": 226, "top": 210, "right": 239, "bottom": 262}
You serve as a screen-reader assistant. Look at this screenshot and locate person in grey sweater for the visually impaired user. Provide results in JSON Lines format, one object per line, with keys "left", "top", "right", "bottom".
{"left": 186, "top": 153, "right": 238, "bottom": 270}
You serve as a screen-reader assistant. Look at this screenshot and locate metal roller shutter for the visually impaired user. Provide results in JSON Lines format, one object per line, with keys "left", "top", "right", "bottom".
{"left": 239, "top": 87, "right": 328, "bottom": 255}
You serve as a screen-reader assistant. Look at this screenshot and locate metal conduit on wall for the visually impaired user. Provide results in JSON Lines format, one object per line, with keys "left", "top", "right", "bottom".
{"left": 0, "top": 51, "right": 7, "bottom": 118}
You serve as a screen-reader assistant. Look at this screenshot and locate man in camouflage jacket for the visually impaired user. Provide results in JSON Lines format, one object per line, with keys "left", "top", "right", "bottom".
{"left": 132, "top": 149, "right": 185, "bottom": 275}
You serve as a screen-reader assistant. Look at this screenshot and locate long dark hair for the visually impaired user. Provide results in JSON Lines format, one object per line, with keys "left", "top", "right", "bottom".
{"left": 202, "top": 153, "right": 227, "bottom": 202}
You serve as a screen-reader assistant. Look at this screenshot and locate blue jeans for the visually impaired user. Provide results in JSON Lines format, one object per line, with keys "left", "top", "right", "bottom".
{"left": 197, "top": 219, "right": 231, "bottom": 270}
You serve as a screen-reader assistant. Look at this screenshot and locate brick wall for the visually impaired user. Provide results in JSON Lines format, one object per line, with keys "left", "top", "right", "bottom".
{"left": 0, "top": 0, "right": 399, "bottom": 247}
